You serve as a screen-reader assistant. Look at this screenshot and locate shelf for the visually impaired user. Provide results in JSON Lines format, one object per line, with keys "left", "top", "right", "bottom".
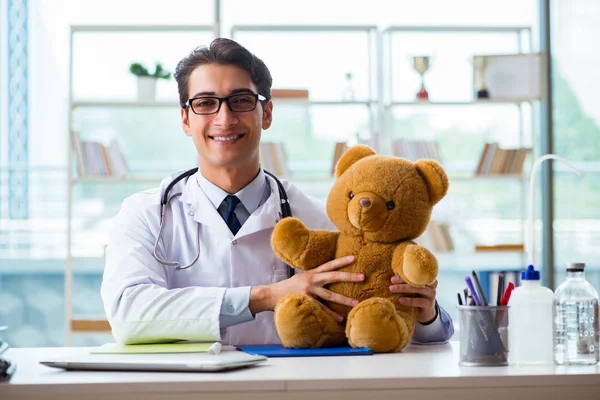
{"left": 71, "top": 24, "right": 214, "bottom": 33}
{"left": 231, "top": 24, "right": 378, "bottom": 33}
{"left": 70, "top": 318, "right": 111, "bottom": 333}
{"left": 450, "top": 174, "right": 524, "bottom": 181}
{"left": 386, "top": 99, "right": 533, "bottom": 107}
{"left": 274, "top": 100, "right": 375, "bottom": 106}
{"left": 435, "top": 251, "right": 526, "bottom": 272}
{"left": 383, "top": 25, "right": 531, "bottom": 34}
{"left": 72, "top": 99, "right": 376, "bottom": 108}
{"left": 71, "top": 176, "right": 164, "bottom": 184}
{"left": 72, "top": 100, "right": 180, "bottom": 108}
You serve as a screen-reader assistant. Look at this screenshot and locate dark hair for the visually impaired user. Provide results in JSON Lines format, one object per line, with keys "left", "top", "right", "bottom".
{"left": 174, "top": 38, "right": 273, "bottom": 108}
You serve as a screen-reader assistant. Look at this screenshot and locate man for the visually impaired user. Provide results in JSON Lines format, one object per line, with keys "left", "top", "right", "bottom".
{"left": 101, "top": 38, "right": 453, "bottom": 345}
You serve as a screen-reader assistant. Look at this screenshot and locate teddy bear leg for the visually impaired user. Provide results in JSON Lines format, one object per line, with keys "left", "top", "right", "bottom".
{"left": 274, "top": 294, "right": 346, "bottom": 348}
{"left": 345, "top": 297, "right": 411, "bottom": 353}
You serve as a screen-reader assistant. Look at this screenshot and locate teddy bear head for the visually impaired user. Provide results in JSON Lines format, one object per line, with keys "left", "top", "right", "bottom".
{"left": 326, "top": 145, "right": 449, "bottom": 243}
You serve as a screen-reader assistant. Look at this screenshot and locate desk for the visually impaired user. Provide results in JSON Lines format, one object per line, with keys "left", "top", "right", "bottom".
{"left": 1, "top": 342, "right": 599, "bottom": 400}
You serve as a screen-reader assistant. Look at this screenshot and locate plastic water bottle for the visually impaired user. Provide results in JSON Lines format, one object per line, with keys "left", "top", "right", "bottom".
{"left": 553, "top": 262, "right": 599, "bottom": 365}
{"left": 508, "top": 264, "right": 554, "bottom": 364}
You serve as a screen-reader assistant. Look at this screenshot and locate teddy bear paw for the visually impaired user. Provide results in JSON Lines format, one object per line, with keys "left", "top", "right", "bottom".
{"left": 271, "top": 218, "right": 310, "bottom": 266}
{"left": 345, "top": 297, "right": 411, "bottom": 353}
{"left": 402, "top": 245, "right": 438, "bottom": 287}
{"left": 274, "top": 294, "right": 345, "bottom": 348}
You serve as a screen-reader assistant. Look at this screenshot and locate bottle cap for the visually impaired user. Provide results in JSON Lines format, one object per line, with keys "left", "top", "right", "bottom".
{"left": 521, "top": 264, "right": 540, "bottom": 280}
{"left": 566, "top": 262, "right": 585, "bottom": 272}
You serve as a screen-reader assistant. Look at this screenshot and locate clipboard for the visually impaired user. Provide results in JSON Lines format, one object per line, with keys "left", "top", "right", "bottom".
{"left": 236, "top": 344, "right": 373, "bottom": 358}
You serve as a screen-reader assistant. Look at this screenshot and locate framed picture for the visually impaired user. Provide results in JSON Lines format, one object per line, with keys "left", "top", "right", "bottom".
{"left": 472, "top": 52, "right": 547, "bottom": 101}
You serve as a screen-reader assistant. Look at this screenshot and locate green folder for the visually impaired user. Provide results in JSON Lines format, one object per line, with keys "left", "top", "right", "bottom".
{"left": 90, "top": 342, "right": 222, "bottom": 354}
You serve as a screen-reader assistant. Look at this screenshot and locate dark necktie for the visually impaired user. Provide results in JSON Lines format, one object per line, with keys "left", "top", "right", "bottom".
{"left": 222, "top": 195, "right": 242, "bottom": 235}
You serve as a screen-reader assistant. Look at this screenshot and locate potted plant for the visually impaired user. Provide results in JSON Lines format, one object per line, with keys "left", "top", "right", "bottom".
{"left": 129, "top": 62, "right": 172, "bottom": 101}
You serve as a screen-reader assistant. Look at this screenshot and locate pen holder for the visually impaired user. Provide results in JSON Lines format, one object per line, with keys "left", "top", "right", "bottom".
{"left": 457, "top": 305, "right": 509, "bottom": 366}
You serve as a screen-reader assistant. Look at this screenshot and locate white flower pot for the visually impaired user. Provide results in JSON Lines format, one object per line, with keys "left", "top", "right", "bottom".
{"left": 136, "top": 77, "right": 157, "bottom": 101}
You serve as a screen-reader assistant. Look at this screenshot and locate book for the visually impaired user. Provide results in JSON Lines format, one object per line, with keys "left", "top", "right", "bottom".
{"left": 475, "top": 143, "right": 530, "bottom": 175}
{"left": 72, "top": 132, "right": 130, "bottom": 178}
{"left": 260, "top": 142, "right": 289, "bottom": 176}
{"left": 418, "top": 220, "right": 454, "bottom": 252}
{"left": 332, "top": 142, "right": 348, "bottom": 175}
{"left": 392, "top": 139, "right": 442, "bottom": 163}
{"left": 90, "top": 342, "right": 222, "bottom": 355}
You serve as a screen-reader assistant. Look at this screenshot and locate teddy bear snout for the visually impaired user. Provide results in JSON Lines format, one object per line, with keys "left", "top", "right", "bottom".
{"left": 359, "top": 198, "right": 371, "bottom": 208}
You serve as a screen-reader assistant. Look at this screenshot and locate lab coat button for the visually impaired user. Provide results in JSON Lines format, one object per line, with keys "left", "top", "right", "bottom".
{"left": 232, "top": 240, "right": 238, "bottom": 245}
{"left": 188, "top": 210, "right": 195, "bottom": 217}
{"left": 228, "top": 305, "right": 235, "bottom": 313}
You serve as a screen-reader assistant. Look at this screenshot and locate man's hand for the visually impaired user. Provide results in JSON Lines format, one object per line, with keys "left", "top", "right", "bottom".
{"left": 250, "top": 256, "right": 363, "bottom": 322}
{"left": 389, "top": 275, "right": 438, "bottom": 324}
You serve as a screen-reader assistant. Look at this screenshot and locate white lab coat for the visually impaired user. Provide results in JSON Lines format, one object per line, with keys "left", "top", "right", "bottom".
{"left": 101, "top": 170, "right": 333, "bottom": 345}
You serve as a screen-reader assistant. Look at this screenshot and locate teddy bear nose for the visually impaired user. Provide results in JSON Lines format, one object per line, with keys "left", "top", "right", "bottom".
{"left": 359, "top": 198, "right": 371, "bottom": 208}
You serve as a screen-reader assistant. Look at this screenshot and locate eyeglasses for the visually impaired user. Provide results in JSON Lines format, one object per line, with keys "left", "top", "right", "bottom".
{"left": 185, "top": 92, "right": 267, "bottom": 115}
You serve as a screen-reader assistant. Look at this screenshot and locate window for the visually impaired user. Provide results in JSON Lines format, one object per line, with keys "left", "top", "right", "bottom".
{"left": 551, "top": 0, "right": 600, "bottom": 291}
{"left": 0, "top": 0, "right": 543, "bottom": 347}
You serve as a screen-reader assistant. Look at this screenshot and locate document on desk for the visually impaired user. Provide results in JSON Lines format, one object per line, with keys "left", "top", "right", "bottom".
{"left": 90, "top": 342, "right": 222, "bottom": 354}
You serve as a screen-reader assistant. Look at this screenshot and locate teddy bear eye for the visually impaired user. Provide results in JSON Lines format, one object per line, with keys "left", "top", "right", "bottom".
{"left": 386, "top": 200, "right": 395, "bottom": 210}
{"left": 348, "top": 191, "right": 354, "bottom": 200}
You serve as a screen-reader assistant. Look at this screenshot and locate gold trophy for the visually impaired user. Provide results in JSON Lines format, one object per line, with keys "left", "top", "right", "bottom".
{"left": 412, "top": 56, "right": 431, "bottom": 101}
{"left": 473, "top": 55, "right": 490, "bottom": 99}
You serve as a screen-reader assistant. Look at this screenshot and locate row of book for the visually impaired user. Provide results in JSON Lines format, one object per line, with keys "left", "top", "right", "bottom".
{"left": 419, "top": 220, "right": 454, "bottom": 253}
{"left": 260, "top": 141, "right": 351, "bottom": 177}
{"left": 71, "top": 131, "right": 129, "bottom": 177}
{"left": 392, "top": 139, "right": 442, "bottom": 163}
{"left": 475, "top": 143, "right": 529, "bottom": 175}
{"left": 331, "top": 142, "right": 349, "bottom": 174}
{"left": 259, "top": 142, "right": 289, "bottom": 177}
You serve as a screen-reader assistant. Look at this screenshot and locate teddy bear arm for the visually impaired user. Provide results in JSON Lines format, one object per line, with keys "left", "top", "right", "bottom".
{"left": 391, "top": 244, "right": 438, "bottom": 287}
{"left": 294, "top": 229, "right": 340, "bottom": 270}
{"left": 271, "top": 217, "right": 340, "bottom": 270}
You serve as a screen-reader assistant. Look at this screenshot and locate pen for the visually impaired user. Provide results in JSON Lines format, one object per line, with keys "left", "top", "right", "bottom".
{"left": 471, "top": 270, "right": 488, "bottom": 306}
{"left": 457, "top": 292, "right": 463, "bottom": 306}
{"left": 496, "top": 274, "right": 505, "bottom": 306}
{"left": 465, "top": 276, "right": 481, "bottom": 306}
{"left": 466, "top": 276, "right": 507, "bottom": 353}
{"left": 500, "top": 282, "right": 515, "bottom": 306}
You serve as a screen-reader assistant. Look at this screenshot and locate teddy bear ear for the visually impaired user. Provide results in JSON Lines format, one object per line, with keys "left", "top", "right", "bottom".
{"left": 414, "top": 159, "right": 449, "bottom": 205}
{"left": 335, "top": 145, "right": 376, "bottom": 178}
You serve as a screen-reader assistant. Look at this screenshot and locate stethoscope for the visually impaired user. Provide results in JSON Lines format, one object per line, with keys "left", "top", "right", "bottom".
{"left": 152, "top": 167, "right": 294, "bottom": 276}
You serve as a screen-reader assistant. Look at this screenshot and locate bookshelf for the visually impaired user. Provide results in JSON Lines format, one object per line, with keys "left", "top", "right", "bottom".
{"left": 65, "top": 24, "right": 216, "bottom": 344}
{"left": 230, "top": 25, "right": 380, "bottom": 202}
{"left": 381, "top": 25, "right": 541, "bottom": 265}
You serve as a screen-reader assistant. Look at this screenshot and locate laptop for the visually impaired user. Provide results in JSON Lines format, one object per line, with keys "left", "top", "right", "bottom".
{"left": 40, "top": 351, "right": 267, "bottom": 372}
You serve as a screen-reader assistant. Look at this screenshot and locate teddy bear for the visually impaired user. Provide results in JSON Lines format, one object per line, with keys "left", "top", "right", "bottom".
{"left": 270, "top": 144, "right": 449, "bottom": 353}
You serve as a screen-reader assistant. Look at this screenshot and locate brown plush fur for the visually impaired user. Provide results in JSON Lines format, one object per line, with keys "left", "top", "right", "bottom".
{"left": 271, "top": 145, "right": 449, "bottom": 353}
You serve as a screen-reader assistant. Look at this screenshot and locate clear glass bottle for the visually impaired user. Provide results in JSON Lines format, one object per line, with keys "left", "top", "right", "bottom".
{"left": 553, "top": 262, "right": 600, "bottom": 365}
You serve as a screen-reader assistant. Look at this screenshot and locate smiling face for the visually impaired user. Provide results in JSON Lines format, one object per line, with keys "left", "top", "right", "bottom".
{"left": 181, "top": 63, "right": 273, "bottom": 176}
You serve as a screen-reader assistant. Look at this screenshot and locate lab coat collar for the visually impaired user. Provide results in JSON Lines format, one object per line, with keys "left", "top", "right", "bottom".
{"left": 195, "top": 169, "right": 268, "bottom": 216}
{"left": 179, "top": 171, "right": 282, "bottom": 238}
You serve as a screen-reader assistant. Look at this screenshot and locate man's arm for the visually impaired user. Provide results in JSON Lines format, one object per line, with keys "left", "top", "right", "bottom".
{"left": 411, "top": 302, "right": 454, "bottom": 344}
{"left": 390, "top": 276, "right": 455, "bottom": 344}
{"left": 101, "top": 195, "right": 228, "bottom": 344}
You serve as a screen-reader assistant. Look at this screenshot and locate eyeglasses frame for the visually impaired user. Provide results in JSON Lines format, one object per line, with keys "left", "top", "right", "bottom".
{"left": 184, "top": 92, "right": 268, "bottom": 115}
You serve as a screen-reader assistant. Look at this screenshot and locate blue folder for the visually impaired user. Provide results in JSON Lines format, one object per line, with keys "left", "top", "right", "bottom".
{"left": 236, "top": 344, "right": 373, "bottom": 358}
